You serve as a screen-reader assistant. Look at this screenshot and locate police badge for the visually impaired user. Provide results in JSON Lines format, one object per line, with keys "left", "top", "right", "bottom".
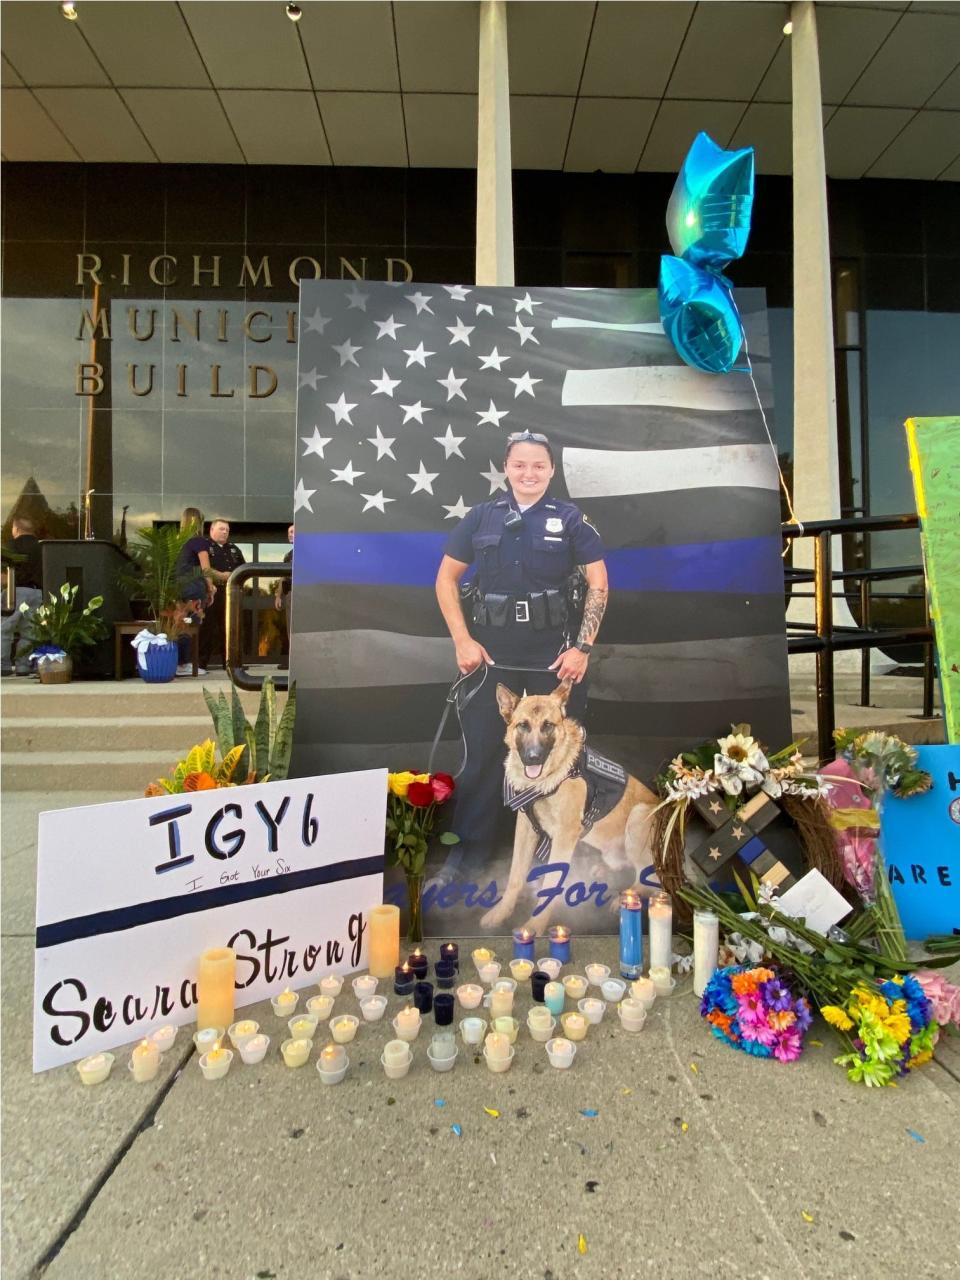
{"left": 545, "top": 517, "right": 563, "bottom": 533}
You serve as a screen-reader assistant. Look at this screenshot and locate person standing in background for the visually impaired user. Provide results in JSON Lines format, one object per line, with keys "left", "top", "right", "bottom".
{"left": 175, "top": 507, "right": 214, "bottom": 677}
{"left": 203, "top": 518, "right": 245, "bottom": 670}
{"left": 274, "top": 523, "right": 294, "bottom": 670}
{"left": 1, "top": 515, "right": 44, "bottom": 676}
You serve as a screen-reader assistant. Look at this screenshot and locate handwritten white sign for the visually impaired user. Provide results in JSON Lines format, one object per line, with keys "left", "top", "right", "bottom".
{"left": 33, "top": 769, "right": 387, "bottom": 1072}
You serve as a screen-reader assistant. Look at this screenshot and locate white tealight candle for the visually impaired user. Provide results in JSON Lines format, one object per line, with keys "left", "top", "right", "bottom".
{"left": 490, "top": 988, "right": 514, "bottom": 1019}
{"left": 306, "top": 994, "right": 335, "bottom": 1021}
{"left": 383, "top": 1039, "right": 411, "bottom": 1065}
{"left": 288, "top": 1015, "right": 319, "bottom": 1041}
{"left": 537, "top": 958, "right": 562, "bottom": 980}
{"left": 472, "top": 947, "right": 495, "bottom": 971}
{"left": 548, "top": 1036, "right": 574, "bottom": 1060}
{"left": 460, "top": 1017, "right": 486, "bottom": 1045}
{"left": 199, "top": 1043, "right": 234, "bottom": 1080}
{"left": 578, "top": 998, "right": 605, "bottom": 1025}
{"left": 649, "top": 965, "right": 674, "bottom": 995}
{"left": 239, "top": 1033, "right": 270, "bottom": 1065}
{"left": 130, "top": 1039, "right": 161, "bottom": 1083}
{"left": 272, "top": 987, "right": 299, "bottom": 1015}
{"left": 76, "top": 1052, "right": 114, "bottom": 1086}
{"left": 280, "top": 1037, "right": 311, "bottom": 1068}
{"left": 561, "top": 1012, "right": 588, "bottom": 1041}
{"left": 562, "top": 974, "right": 588, "bottom": 1000}
{"left": 319, "top": 1042, "right": 347, "bottom": 1071}
{"left": 228, "top": 1019, "right": 259, "bottom": 1049}
{"left": 318, "top": 975, "right": 343, "bottom": 999}
{"left": 528, "top": 1006, "right": 552, "bottom": 1027}
{"left": 478, "top": 961, "right": 502, "bottom": 985}
{"left": 630, "top": 978, "right": 657, "bottom": 1009}
{"left": 329, "top": 1015, "right": 359, "bottom": 1044}
{"left": 149, "top": 1025, "right": 177, "bottom": 1053}
{"left": 457, "top": 983, "right": 484, "bottom": 1009}
{"left": 509, "top": 959, "right": 535, "bottom": 982}
{"left": 352, "top": 975, "right": 378, "bottom": 1002}
{"left": 194, "top": 1026, "right": 222, "bottom": 1055}
{"left": 584, "top": 963, "right": 610, "bottom": 987}
{"left": 484, "top": 1031, "right": 510, "bottom": 1062}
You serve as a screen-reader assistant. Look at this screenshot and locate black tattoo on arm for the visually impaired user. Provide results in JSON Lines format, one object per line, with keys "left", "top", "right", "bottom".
{"left": 577, "top": 587, "right": 608, "bottom": 646}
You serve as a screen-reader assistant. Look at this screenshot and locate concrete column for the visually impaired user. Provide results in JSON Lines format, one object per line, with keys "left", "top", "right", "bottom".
{"left": 476, "top": 0, "right": 514, "bottom": 287}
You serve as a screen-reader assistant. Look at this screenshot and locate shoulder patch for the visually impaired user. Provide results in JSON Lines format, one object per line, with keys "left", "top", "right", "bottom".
{"left": 582, "top": 512, "right": 600, "bottom": 533}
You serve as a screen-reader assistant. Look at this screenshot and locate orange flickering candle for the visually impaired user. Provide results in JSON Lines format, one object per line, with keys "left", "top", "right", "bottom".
{"left": 196, "top": 947, "right": 236, "bottom": 1032}
{"left": 367, "top": 904, "right": 401, "bottom": 978}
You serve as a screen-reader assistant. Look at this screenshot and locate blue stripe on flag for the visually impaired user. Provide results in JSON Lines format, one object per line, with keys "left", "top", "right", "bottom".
{"left": 296, "top": 532, "right": 784, "bottom": 594}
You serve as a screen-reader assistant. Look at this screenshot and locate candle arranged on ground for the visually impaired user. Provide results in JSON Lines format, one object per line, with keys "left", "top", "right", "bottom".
{"left": 490, "top": 987, "right": 514, "bottom": 1019}
{"left": 544, "top": 981, "right": 565, "bottom": 1017}
{"left": 281, "top": 1038, "right": 311, "bottom": 1068}
{"left": 548, "top": 925, "right": 571, "bottom": 964}
{"left": 433, "top": 993, "right": 455, "bottom": 1026}
{"left": 477, "top": 961, "right": 501, "bottom": 986}
{"left": 408, "top": 949, "right": 429, "bottom": 980}
{"left": 318, "top": 975, "right": 342, "bottom": 999}
{"left": 528, "top": 1006, "right": 553, "bottom": 1029}
{"left": 435, "top": 961, "right": 457, "bottom": 990}
{"left": 440, "top": 942, "right": 459, "bottom": 970}
{"left": 648, "top": 891, "right": 674, "bottom": 972}
{"left": 414, "top": 981, "right": 434, "bottom": 1014}
{"left": 619, "top": 997, "right": 647, "bottom": 1030}
{"left": 199, "top": 1039, "right": 233, "bottom": 1080}
{"left": 537, "top": 957, "right": 562, "bottom": 980}
{"left": 288, "top": 1015, "right": 318, "bottom": 1041}
{"left": 394, "top": 1006, "right": 421, "bottom": 1041}
{"left": 578, "top": 998, "right": 605, "bottom": 1025}
{"left": 367, "top": 904, "right": 400, "bottom": 978}
{"left": 618, "top": 890, "right": 644, "bottom": 979}
{"left": 196, "top": 947, "right": 236, "bottom": 1033}
{"left": 330, "top": 1015, "right": 359, "bottom": 1044}
{"left": 352, "top": 974, "right": 378, "bottom": 1003}
{"left": 384, "top": 1039, "right": 410, "bottom": 1066}
{"left": 693, "top": 909, "right": 720, "bottom": 997}
{"left": 149, "top": 1025, "right": 177, "bottom": 1053}
{"left": 130, "top": 1039, "right": 161, "bottom": 1083}
{"left": 546, "top": 1037, "right": 575, "bottom": 1068}
{"left": 307, "top": 994, "right": 335, "bottom": 1021}
{"left": 394, "top": 963, "right": 415, "bottom": 996}
{"left": 509, "top": 959, "right": 534, "bottom": 983}
{"left": 76, "top": 1052, "right": 114, "bottom": 1086}
{"left": 456, "top": 983, "right": 484, "bottom": 1009}
{"left": 630, "top": 977, "right": 657, "bottom": 1009}
{"left": 460, "top": 1017, "right": 486, "bottom": 1045}
{"left": 319, "top": 1043, "right": 347, "bottom": 1072}
{"left": 512, "top": 928, "right": 536, "bottom": 961}
{"left": 484, "top": 1031, "right": 510, "bottom": 1062}
{"left": 228, "top": 1019, "right": 259, "bottom": 1049}
{"left": 272, "top": 986, "right": 299, "bottom": 1016}
{"left": 584, "top": 963, "right": 610, "bottom": 987}
{"left": 561, "top": 1012, "right": 588, "bottom": 1041}
{"left": 562, "top": 974, "right": 588, "bottom": 1001}
{"left": 531, "top": 970, "right": 550, "bottom": 1003}
{"left": 194, "top": 1026, "right": 222, "bottom": 1056}
{"left": 239, "top": 1033, "right": 270, "bottom": 1065}
{"left": 649, "top": 965, "right": 674, "bottom": 995}
{"left": 471, "top": 947, "right": 495, "bottom": 973}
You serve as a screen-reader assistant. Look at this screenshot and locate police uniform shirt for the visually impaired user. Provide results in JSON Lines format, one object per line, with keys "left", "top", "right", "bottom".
{"left": 208, "top": 539, "right": 245, "bottom": 576}
{"left": 445, "top": 492, "right": 604, "bottom": 595}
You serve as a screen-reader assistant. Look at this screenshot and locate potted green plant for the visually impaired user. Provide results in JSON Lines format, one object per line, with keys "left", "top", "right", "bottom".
{"left": 119, "top": 524, "right": 199, "bottom": 682}
{"left": 18, "top": 584, "right": 108, "bottom": 684}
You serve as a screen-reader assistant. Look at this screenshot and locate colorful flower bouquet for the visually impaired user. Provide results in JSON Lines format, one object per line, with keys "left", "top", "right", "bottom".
{"left": 823, "top": 976, "right": 938, "bottom": 1088}
{"left": 386, "top": 771, "right": 458, "bottom": 943}
{"left": 701, "top": 965, "right": 812, "bottom": 1063}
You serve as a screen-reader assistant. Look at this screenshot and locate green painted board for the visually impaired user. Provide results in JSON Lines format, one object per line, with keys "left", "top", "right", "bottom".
{"left": 905, "top": 415, "right": 960, "bottom": 743}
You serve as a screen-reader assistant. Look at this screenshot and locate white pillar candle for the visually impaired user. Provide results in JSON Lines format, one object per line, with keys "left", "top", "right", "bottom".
{"left": 490, "top": 988, "right": 514, "bottom": 1019}
{"left": 383, "top": 1039, "right": 411, "bottom": 1065}
{"left": 484, "top": 1031, "right": 510, "bottom": 1061}
{"left": 630, "top": 978, "right": 657, "bottom": 1009}
{"left": 693, "top": 909, "right": 720, "bottom": 997}
{"left": 648, "top": 891, "right": 673, "bottom": 972}
{"left": 319, "top": 1043, "right": 347, "bottom": 1072}
{"left": 130, "top": 1039, "right": 160, "bottom": 1083}
{"left": 528, "top": 1006, "right": 552, "bottom": 1028}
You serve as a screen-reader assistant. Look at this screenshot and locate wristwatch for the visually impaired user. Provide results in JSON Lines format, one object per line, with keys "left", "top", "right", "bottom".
{"left": 575, "top": 642, "right": 593, "bottom": 654}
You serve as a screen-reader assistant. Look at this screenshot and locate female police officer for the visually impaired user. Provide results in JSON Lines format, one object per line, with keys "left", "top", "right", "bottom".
{"left": 432, "top": 430, "right": 609, "bottom": 887}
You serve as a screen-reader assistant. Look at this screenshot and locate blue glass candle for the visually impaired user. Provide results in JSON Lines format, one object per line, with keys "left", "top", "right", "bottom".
{"left": 407, "top": 950, "right": 429, "bottom": 980}
{"left": 434, "top": 993, "right": 455, "bottom": 1026}
{"left": 512, "top": 927, "right": 536, "bottom": 961}
{"left": 413, "top": 981, "right": 434, "bottom": 1014}
{"left": 439, "top": 942, "right": 459, "bottom": 971}
{"left": 544, "top": 981, "right": 565, "bottom": 1017}
{"left": 394, "top": 962, "right": 415, "bottom": 996}
{"left": 435, "top": 961, "right": 456, "bottom": 990}
{"left": 619, "top": 891, "right": 644, "bottom": 980}
{"left": 531, "top": 970, "right": 549, "bottom": 1003}
{"left": 548, "top": 925, "right": 571, "bottom": 964}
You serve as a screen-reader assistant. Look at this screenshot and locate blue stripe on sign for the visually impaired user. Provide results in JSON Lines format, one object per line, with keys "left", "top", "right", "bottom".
{"left": 35, "top": 855, "right": 384, "bottom": 949}
{"left": 295, "top": 532, "right": 784, "bottom": 594}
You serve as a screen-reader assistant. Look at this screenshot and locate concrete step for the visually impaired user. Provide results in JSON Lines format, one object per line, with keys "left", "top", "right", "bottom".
{"left": 0, "top": 673, "right": 278, "bottom": 719}
{"left": 0, "top": 749, "right": 183, "bottom": 792}
{"left": 1, "top": 716, "right": 212, "bottom": 753}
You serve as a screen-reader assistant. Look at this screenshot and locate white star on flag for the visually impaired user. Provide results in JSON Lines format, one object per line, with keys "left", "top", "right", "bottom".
{"left": 480, "top": 461, "right": 508, "bottom": 494}
{"left": 332, "top": 338, "right": 362, "bottom": 367}
{"left": 446, "top": 317, "right": 475, "bottom": 346}
{"left": 478, "top": 347, "right": 510, "bottom": 370}
{"left": 443, "top": 285, "right": 471, "bottom": 301}
{"left": 475, "top": 302, "right": 494, "bottom": 317}
{"left": 509, "top": 318, "right": 539, "bottom": 346}
{"left": 442, "top": 496, "right": 472, "bottom": 520}
{"left": 514, "top": 292, "right": 542, "bottom": 315}
{"left": 375, "top": 314, "right": 405, "bottom": 340}
{"left": 367, "top": 426, "right": 396, "bottom": 460}
{"left": 508, "top": 371, "right": 542, "bottom": 398}
{"left": 326, "top": 393, "right": 358, "bottom": 425}
{"left": 303, "top": 308, "right": 330, "bottom": 334}
{"left": 434, "top": 425, "right": 466, "bottom": 459}
{"left": 403, "top": 342, "right": 435, "bottom": 368}
{"left": 476, "top": 400, "right": 509, "bottom": 428}
{"left": 400, "top": 401, "right": 432, "bottom": 424}
{"left": 361, "top": 490, "right": 394, "bottom": 514}
{"left": 370, "top": 368, "right": 401, "bottom": 397}
{"left": 293, "top": 478, "right": 317, "bottom": 512}
{"left": 407, "top": 461, "right": 439, "bottom": 495}
{"left": 298, "top": 367, "right": 324, "bottom": 390}
{"left": 301, "top": 427, "right": 332, "bottom": 458}
{"left": 405, "top": 291, "right": 434, "bottom": 315}
{"left": 331, "top": 460, "right": 364, "bottom": 485}
{"left": 346, "top": 285, "right": 369, "bottom": 311}
{"left": 436, "top": 368, "right": 467, "bottom": 401}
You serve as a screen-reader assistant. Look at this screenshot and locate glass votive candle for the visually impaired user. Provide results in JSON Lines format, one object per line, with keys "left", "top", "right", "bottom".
{"left": 460, "top": 1016, "right": 486, "bottom": 1045}
{"left": 306, "top": 994, "right": 335, "bottom": 1022}
{"left": 149, "top": 1025, "right": 177, "bottom": 1053}
{"left": 548, "top": 925, "right": 571, "bottom": 964}
{"left": 601, "top": 978, "right": 627, "bottom": 1003}
{"left": 280, "top": 1038, "right": 312, "bottom": 1068}
{"left": 352, "top": 974, "right": 378, "bottom": 1003}
{"left": 271, "top": 987, "right": 299, "bottom": 1017}
{"left": 427, "top": 1040, "right": 458, "bottom": 1073}
{"left": 76, "top": 1052, "right": 114, "bottom": 1086}
{"left": 318, "top": 975, "right": 343, "bottom": 999}
{"left": 560, "top": 1011, "right": 588, "bottom": 1042}
{"left": 456, "top": 983, "right": 484, "bottom": 1009}
{"left": 492, "top": 1015, "right": 519, "bottom": 1044}
{"left": 482, "top": 1034, "right": 515, "bottom": 1074}
{"left": 407, "top": 949, "right": 429, "bottom": 980}
{"left": 392, "top": 1007, "right": 422, "bottom": 1042}
{"left": 584, "top": 963, "right": 610, "bottom": 987}
{"left": 618, "top": 997, "right": 647, "bottom": 1031}
{"left": 544, "top": 981, "right": 565, "bottom": 1017}
{"left": 512, "top": 927, "right": 536, "bottom": 961}
{"left": 545, "top": 1036, "right": 576, "bottom": 1069}
{"left": 509, "top": 959, "right": 535, "bottom": 983}
{"left": 562, "top": 974, "right": 588, "bottom": 1001}
{"left": 531, "top": 970, "right": 550, "bottom": 1003}
{"left": 649, "top": 966, "right": 675, "bottom": 996}
{"left": 477, "top": 961, "right": 502, "bottom": 986}
{"left": 239, "top": 1033, "right": 270, "bottom": 1065}
{"left": 360, "top": 995, "right": 388, "bottom": 1022}
{"left": 490, "top": 988, "right": 514, "bottom": 1019}
{"left": 435, "top": 961, "right": 457, "bottom": 990}
{"left": 439, "top": 942, "right": 459, "bottom": 971}
{"left": 537, "top": 957, "right": 562, "bottom": 981}
{"left": 228, "top": 1019, "right": 260, "bottom": 1050}
{"left": 527, "top": 1009, "right": 556, "bottom": 1042}
{"left": 471, "top": 947, "right": 496, "bottom": 973}
{"left": 288, "top": 1013, "right": 319, "bottom": 1042}
{"left": 414, "top": 981, "right": 434, "bottom": 1014}
{"left": 198, "top": 1045, "right": 234, "bottom": 1081}
{"left": 434, "top": 993, "right": 455, "bottom": 1026}
{"left": 630, "top": 978, "right": 657, "bottom": 1009}
{"left": 394, "top": 963, "right": 415, "bottom": 996}
{"left": 129, "top": 1039, "right": 161, "bottom": 1083}
{"left": 577, "top": 997, "right": 605, "bottom": 1025}
{"left": 329, "top": 1014, "right": 360, "bottom": 1044}
{"left": 193, "top": 1026, "right": 224, "bottom": 1056}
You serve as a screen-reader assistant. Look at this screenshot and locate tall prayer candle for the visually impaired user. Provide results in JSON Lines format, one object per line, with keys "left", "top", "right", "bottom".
{"left": 648, "top": 891, "right": 673, "bottom": 972}
{"left": 196, "top": 947, "right": 236, "bottom": 1032}
{"left": 693, "top": 910, "right": 719, "bottom": 997}
{"left": 548, "top": 925, "right": 571, "bottom": 964}
{"left": 512, "top": 928, "right": 535, "bottom": 961}
{"left": 368, "top": 904, "right": 400, "bottom": 978}
{"left": 619, "top": 892, "right": 643, "bottom": 980}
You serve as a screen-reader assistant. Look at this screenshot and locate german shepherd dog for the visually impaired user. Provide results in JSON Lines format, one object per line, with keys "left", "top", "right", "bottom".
{"left": 479, "top": 680, "right": 659, "bottom": 934}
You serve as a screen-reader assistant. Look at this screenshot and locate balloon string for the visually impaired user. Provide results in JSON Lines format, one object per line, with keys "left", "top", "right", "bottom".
{"left": 739, "top": 323, "right": 803, "bottom": 558}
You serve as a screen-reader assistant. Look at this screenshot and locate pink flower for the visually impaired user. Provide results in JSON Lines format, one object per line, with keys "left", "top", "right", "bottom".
{"left": 773, "top": 1030, "right": 803, "bottom": 1062}
{"left": 915, "top": 970, "right": 960, "bottom": 1031}
{"left": 839, "top": 832, "right": 877, "bottom": 897}
{"left": 822, "top": 758, "right": 873, "bottom": 811}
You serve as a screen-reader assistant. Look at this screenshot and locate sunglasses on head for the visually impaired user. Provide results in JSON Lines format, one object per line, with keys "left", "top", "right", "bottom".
{"left": 506, "top": 431, "right": 549, "bottom": 444}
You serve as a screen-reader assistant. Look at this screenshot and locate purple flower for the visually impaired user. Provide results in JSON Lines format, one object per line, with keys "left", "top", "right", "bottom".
{"left": 793, "top": 998, "right": 813, "bottom": 1033}
{"left": 759, "top": 979, "right": 792, "bottom": 1012}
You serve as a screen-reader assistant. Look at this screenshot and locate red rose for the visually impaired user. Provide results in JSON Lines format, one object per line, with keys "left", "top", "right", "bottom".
{"left": 406, "top": 781, "right": 435, "bottom": 807}
{"left": 430, "top": 772, "right": 455, "bottom": 803}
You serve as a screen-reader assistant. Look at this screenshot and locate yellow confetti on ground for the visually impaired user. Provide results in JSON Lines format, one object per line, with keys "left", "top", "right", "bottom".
{"left": 689, "top": 1063, "right": 699, "bottom": 1074}
{"left": 801, "top": 1210, "right": 815, "bottom": 1223}
{"left": 578, "top": 1233, "right": 588, "bottom": 1255}
{"left": 621, "top": 1087, "right": 633, "bottom": 1095}
{"left": 808, "top": 1039, "right": 823, "bottom": 1048}
{"left": 483, "top": 1107, "right": 500, "bottom": 1118}
{"left": 681, "top": 1122, "right": 689, "bottom": 1133}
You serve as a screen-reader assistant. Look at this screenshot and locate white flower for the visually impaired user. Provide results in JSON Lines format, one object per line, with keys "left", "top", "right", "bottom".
{"left": 60, "top": 583, "right": 72, "bottom": 599}
{"left": 672, "top": 952, "right": 694, "bottom": 974}
{"left": 757, "top": 881, "right": 780, "bottom": 906}
{"left": 18, "top": 601, "right": 30, "bottom": 614}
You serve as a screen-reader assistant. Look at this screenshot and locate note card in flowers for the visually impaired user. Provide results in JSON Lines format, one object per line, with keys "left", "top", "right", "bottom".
{"left": 33, "top": 769, "right": 386, "bottom": 1071}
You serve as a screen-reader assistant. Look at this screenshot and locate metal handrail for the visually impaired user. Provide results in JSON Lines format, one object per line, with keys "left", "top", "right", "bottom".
{"left": 225, "top": 562, "right": 291, "bottom": 692}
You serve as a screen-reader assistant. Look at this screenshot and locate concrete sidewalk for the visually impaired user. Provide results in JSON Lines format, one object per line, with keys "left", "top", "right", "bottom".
{"left": 3, "top": 790, "right": 959, "bottom": 1280}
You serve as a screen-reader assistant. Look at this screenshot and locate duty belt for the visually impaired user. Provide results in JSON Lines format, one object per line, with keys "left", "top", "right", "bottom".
{"left": 503, "top": 745, "right": 629, "bottom": 861}
{"left": 472, "top": 589, "right": 566, "bottom": 630}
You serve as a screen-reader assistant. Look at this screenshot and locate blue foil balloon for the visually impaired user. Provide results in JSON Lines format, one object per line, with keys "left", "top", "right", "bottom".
{"left": 658, "top": 255, "right": 743, "bottom": 375}
{"left": 667, "top": 132, "right": 755, "bottom": 270}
